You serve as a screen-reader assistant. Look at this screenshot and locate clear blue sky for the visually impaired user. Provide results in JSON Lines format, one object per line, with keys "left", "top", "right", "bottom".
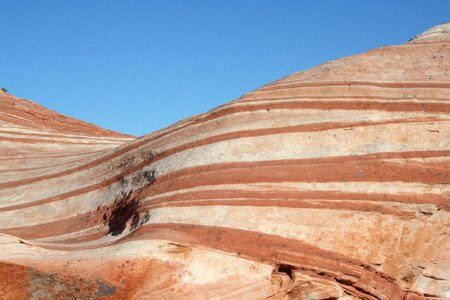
{"left": 1, "top": 1, "right": 449, "bottom": 136}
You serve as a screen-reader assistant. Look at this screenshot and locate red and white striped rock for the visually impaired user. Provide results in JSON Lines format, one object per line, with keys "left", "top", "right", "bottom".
{"left": 0, "top": 23, "right": 449, "bottom": 299}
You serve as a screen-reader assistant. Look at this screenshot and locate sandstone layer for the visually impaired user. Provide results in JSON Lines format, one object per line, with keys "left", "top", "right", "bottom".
{"left": 0, "top": 24, "right": 449, "bottom": 299}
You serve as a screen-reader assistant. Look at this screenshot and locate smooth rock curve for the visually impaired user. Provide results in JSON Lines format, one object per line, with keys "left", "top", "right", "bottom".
{"left": 0, "top": 23, "right": 449, "bottom": 299}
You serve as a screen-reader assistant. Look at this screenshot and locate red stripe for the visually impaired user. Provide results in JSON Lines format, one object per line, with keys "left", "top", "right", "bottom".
{"left": 1, "top": 151, "right": 447, "bottom": 212}
{"left": 0, "top": 116, "right": 442, "bottom": 189}
{"left": 259, "top": 80, "right": 450, "bottom": 91}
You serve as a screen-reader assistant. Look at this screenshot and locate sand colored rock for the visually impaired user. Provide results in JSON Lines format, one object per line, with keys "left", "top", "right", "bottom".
{"left": 0, "top": 23, "right": 449, "bottom": 299}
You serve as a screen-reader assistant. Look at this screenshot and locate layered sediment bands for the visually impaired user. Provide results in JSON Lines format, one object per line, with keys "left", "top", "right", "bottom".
{"left": 1, "top": 23, "right": 450, "bottom": 299}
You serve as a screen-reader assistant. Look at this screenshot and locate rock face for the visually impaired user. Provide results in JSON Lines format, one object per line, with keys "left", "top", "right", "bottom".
{"left": 0, "top": 23, "right": 449, "bottom": 299}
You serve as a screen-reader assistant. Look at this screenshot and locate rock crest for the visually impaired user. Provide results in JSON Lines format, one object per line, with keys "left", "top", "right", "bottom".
{"left": 0, "top": 24, "right": 449, "bottom": 299}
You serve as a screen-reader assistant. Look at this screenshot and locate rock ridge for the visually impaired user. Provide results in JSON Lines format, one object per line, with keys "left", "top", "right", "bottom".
{"left": 0, "top": 24, "right": 449, "bottom": 299}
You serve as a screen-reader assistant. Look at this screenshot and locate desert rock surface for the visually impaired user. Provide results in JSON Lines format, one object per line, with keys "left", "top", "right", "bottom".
{"left": 0, "top": 24, "right": 449, "bottom": 299}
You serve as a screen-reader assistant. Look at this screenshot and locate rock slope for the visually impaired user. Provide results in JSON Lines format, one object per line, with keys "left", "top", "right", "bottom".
{"left": 0, "top": 23, "right": 449, "bottom": 299}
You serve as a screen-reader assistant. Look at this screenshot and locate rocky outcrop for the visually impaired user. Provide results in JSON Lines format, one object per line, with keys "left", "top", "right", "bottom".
{"left": 0, "top": 23, "right": 449, "bottom": 299}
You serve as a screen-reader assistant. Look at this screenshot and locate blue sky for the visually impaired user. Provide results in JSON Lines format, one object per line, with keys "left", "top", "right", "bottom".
{"left": 1, "top": 1, "right": 449, "bottom": 136}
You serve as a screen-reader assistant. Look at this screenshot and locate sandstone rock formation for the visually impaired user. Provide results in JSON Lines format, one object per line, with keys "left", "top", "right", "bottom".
{"left": 0, "top": 23, "right": 449, "bottom": 299}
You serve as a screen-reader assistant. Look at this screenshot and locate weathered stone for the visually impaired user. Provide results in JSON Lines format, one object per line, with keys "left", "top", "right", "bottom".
{"left": 0, "top": 23, "right": 449, "bottom": 299}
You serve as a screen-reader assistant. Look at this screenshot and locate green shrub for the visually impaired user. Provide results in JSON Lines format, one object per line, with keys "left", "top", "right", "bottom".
{"left": 0, "top": 88, "right": 7, "bottom": 93}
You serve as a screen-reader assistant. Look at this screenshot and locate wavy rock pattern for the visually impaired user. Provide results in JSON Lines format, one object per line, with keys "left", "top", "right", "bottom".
{"left": 0, "top": 24, "right": 449, "bottom": 299}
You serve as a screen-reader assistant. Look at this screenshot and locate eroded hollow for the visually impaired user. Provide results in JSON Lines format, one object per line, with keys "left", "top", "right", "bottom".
{"left": 105, "top": 197, "right": 140, "bottom": 236}
{"left": 103, "top": 169, "right": 156, "bottom": 236}
{"left": 276, "top": 264, "right": 295, "bottom": 280}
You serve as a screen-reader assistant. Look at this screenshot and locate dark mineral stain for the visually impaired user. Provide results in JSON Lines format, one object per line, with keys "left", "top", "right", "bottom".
{"left": 132, "top": 170, "right": 156, "bottom": 186}
{"left": 27, "top": 267, "right": 100, "bottom": 299}
{"left": 96, "top": 280, "right": 117, "bottom": 297}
